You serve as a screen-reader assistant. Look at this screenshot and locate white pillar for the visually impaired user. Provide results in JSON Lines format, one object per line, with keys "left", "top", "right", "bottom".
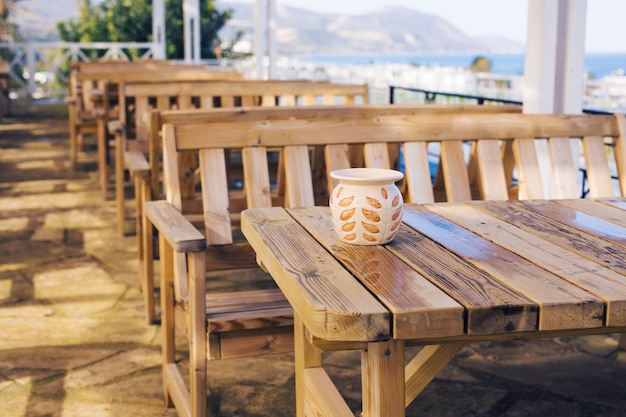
{"left": 523, "top": 0, "right": 587, "bottom": 197}
{"left": 267, "top": 0, "right": 277, "bottom": 79}
{"left": 152, "top": 0, "right": 166, "bottom": 59}
{"left": 183, "top": 0, "right": 201, "bottom": 63}
{"left": 254, "top": 0, "right": 278, "bottom": 79}
{"left": 254, "top": 0, "right": 267, "bottom": 79}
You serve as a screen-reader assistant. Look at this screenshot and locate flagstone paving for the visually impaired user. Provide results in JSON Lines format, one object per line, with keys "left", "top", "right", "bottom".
{"left": 0, "top": 99, "right": 625, "bottom": 417}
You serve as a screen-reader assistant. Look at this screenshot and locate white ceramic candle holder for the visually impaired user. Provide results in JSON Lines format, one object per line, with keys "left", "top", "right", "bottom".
{"left": 329, "top": 168, "right": 404, "bottom": 245}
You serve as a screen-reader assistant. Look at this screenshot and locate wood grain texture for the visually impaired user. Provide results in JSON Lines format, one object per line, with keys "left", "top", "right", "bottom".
{"left": 289, "top": 206, "right": 465, "bottom": 340}
{"left": 435, "top": 202, "right": 625, "bottom": 326}
{"left": 474, "top": 200, "right": 626, "bottom": 276}
{"left": 241, "top": 207, "right": 390, "bottom": 342}
{"left": 404, "top": 204, "right": 605, "bottom": 331}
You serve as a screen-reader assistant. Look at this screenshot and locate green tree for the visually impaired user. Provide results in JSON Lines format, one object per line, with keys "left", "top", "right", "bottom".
{"left": 470, "top": 56, "right": 492, "bottom": 73}
{"left": 1, "top": 0, "right": 24, "bottom": 42}
{"left": 57, "top": 0, "right": 235, "bottom": 60}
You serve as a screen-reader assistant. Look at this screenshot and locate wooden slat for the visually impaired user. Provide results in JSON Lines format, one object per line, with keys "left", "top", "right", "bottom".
{"left": 391, "top": 214, "right": 538, "bottom": 335}
{"left": 240, "top": 207, "right": 390, "bottom": 342}
{"left": 324, "top": 144, "right": 351, "bottom": 193}
{"left": 289, "top": 206, "right": 465, "bottom": 340}
{"left": 519, "top": 200, "right": 626, "bottom": 247}
{"left": 199, "top": 148, "right": 232, "bottom": 245}
{"left": 613, "top": 114, "right": 626, "bottom": 196}
{"left": 435, "top": 202, "right": 626, "bottom": 326}
{"left": 283, "top": 145, "right": 315, "bottom": 208}
{"left": 599, "top": 197, "right": 626, "bottom": 211}
{"left": 364, "top": 142, "right": 391, "bottom": 169}
{"left": 403, "top": 141, "right": 435, "bottom": 204}
{"left": 512, "top": 137, "right": 544, "bottom": 199}
{"left": 583, "top": 135, "right": 616, "bottom": 198}
{"left": 475, "top": 139, "right": 508, "bottom": 200}
{"left": 242, "top": 147, "right": 272, "bottom": 208}
{"left": 440, "top": 140, "right": 471, "bottom": 202}
{"left": 473, "top": 200, "right": 626, "bottom": 276}
{"left": 214, "top": 326, "right": 294, "bottom": 360}
{"left": 404, "top": 204, "right": 603, "bottom": 331}
{"left": 558, "top": 198, "right": 626, "bottom": 229}
{"left": 175, "top": 113, "right": 618, "bottom": 151}
{"left": 548, "top": 137, "right": 580, "bottom": 198}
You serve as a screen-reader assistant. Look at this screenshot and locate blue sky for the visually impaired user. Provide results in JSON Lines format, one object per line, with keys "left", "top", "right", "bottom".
{"left": 227, "top": 0, "right": 626, "bottom": 53}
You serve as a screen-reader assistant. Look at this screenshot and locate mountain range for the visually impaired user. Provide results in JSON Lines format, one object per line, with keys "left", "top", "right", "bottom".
{"left": 14, "top": 0, "right": 524, "bottom": 54}
{"left": 220, "top": 2, "right": 523, "bottom": 54}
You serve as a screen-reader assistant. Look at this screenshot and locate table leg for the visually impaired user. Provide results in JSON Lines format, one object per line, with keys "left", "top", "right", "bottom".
{"left": 294, "top": 314, "right": 322, "bottom": 417}
{"left": 362, "top": 339, "right": 405, "bottom": 417}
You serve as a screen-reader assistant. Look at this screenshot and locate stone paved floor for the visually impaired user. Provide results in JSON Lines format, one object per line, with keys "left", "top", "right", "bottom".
{"left": 1, "top": 100, "right": 626, "bottom": 417}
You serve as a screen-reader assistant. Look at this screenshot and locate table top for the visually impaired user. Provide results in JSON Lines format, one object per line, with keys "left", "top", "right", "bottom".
{"left": 240, "top": 198, "right": 626, "bottom": 344}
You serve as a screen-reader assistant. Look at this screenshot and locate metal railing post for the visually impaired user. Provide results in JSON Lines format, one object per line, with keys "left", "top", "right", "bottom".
{"left": 26, "top": 43, "right": 36, "bottom": 99}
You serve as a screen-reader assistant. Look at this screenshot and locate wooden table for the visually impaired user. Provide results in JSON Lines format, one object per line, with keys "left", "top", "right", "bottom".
{"left": 241, "top": 198, "right": 626, "bottom": 417}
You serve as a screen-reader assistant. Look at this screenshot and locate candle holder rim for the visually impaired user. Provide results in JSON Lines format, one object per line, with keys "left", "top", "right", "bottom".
{"left": 330, "top": 167, "right": 404, "bottom": 182}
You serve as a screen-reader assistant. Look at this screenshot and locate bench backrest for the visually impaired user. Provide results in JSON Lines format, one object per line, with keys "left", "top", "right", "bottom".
{"left": 138, "top": 81, "right": 372, "bottom": 198}
{"left": 162, "top": 107, "right": 602, "bottom": 244}
{"left": 70, "top": 66, "right": 242, "bottom": 116}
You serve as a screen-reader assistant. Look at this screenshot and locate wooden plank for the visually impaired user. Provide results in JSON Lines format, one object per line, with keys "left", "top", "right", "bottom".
{"left": 403, "top": 204, "right": 603, "bottom": 331}
{"left": 512, "top": 137, "right": 545, "bottom": 199}
{"left": 403, "top": 141, "right": 435, "bottom": 204}
{"left": 364, "top": 143, "right": 391, "bottom": 169}
{"left": 175, "top": 113, "right": 618, "bottom": 151}
{"left": 143, "top": 201, "right": 205, "bottom": 253}
{"left": 240, "top": 207, "right": 390, "bottom": 342}
{"left": 391, "top": 213, "right": 539, "bottom": 336}
{"left": 215, "top": 326, "right": 294, "bottom": 360}
{"left": 437, "top": 140, "right": 471, "bottom": 201}
{"left": 613, "top": 114, "right": 626, "bottom": 196}
{"left": 475, "top": 139, "right": 508, "bottom": 200}
{"left": 519, "top": 200, "right": 626, "bottom": 247}
{"left": 289, "top": 206, "right": 465, "bottom": 340}
{"left": 283, "top": 145, "right": 315, "bottom": 208}
{"left": 599, "top": 198, "right": 626, "bottom": 211}
{"left": 199, "top": 148, "right": 232, "bottom": 245}
{"left": 558, "top": 198, "right": 626, "bottom": 229}
{"left": 324, "top": 144, "right": 351, "bottom": 194}
{"left": 582, "top": 135, "right": 616, "bottom": 198}
{"left": 434, "top": 202, "right": 625, "bottom": 326}
{"left": 242, "top": 147, "right": 272, "bottom": 208}
{"left": 548, "top": 137, "right": 580, "bottom": 198}
{"left": 473, "top": 200, "right": 626, "bottom": 276}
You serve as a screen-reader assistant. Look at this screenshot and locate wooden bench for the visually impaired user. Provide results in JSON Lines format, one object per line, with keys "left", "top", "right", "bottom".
{"left": 142, "top": 107, "right": 626, "bottom": 417}
{"left": 65, "top": 60, "right": 212, "bottom": 169}
{"left": 109, "top": 79, "right": 371, "bottom": 237}
{"left": 65, "top": 62, "right": 241, "bottom": 175}
{"left": 136, "top": 103, "right": 521, "bottom": 325}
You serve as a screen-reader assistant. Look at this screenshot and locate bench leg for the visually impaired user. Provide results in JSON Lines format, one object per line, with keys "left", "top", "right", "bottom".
{"left": 139, "top": 179, "right": 156, "bottom": 325}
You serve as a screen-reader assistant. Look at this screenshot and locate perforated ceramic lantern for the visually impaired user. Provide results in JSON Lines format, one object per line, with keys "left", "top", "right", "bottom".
{"left": 329, "top": 168, "right": 404, "bottom": 245}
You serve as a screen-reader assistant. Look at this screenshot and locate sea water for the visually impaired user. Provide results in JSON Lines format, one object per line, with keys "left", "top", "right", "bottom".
{"left": 298, "top": 53, "right": 626, "bottom": 79}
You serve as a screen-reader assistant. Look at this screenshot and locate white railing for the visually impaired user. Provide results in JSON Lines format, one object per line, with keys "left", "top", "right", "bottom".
{"left": 0, "top": 41, "right": 156, "bottom": 98}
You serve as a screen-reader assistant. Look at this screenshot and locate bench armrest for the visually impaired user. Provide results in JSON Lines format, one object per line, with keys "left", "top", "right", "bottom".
{"left": 125, "top": 151, "right": 150, "bottom": 178}
{"left": 108, "top": 120, "right": 123, "bottom": 134}
{"left": 144, "top": 201, "right": 205, "bottom": 253}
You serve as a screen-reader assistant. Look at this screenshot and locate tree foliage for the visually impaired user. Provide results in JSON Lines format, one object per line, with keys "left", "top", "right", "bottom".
{"left": 470, "top": 56, "right": 492, "bottom": 73}
{"left": 57, "top": 0, "right": 237, "bottom": 60}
